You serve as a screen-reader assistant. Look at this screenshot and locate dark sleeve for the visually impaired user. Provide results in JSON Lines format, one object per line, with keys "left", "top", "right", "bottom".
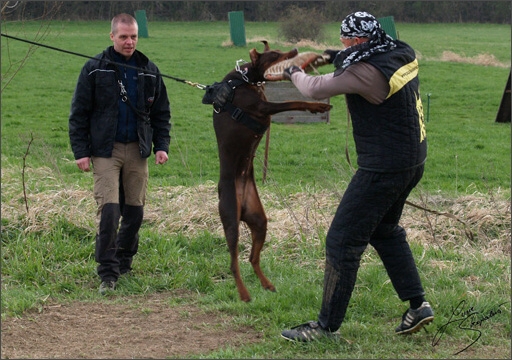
{"left": 149, "top": 67, "right": 171, "bottom": 154}
{"left": 68, "top": 63, "right": 94, "bottom": 160}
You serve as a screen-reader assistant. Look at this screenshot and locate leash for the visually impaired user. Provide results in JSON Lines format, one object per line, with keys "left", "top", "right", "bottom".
{"left": 1, "top": 32, "right": 208, "bottom": 90}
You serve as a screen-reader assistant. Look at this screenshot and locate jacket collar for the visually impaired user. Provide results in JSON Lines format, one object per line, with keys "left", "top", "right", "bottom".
{"left": 104, "top": 46, "right": 149, "bottom": 68}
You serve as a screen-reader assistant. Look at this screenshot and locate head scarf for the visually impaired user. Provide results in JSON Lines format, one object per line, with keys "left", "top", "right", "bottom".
{"left": 334, "top": 11, "right": 396, "bottom": 71}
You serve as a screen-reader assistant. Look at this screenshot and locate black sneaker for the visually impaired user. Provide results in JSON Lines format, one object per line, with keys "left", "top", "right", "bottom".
{"left": 99, "top": 280, "right": 116, "bottom": 295}
{"left": 281, "top": 321, "right": 333, "bottom": 342}
{"left": 395, "top": 301, "right": 434, "bottom": 334}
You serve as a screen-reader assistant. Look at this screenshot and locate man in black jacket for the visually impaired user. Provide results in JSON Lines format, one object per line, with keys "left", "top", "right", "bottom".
{"left": 69, "top": 13, "right": 171, "bottom": 295}
{"left": 280, "top": 11, "right": 433, "bottom": 341}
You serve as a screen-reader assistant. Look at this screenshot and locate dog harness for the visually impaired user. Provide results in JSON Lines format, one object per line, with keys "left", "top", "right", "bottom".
{"left": 202, "top": 79, "right": 268, "bottom": 135}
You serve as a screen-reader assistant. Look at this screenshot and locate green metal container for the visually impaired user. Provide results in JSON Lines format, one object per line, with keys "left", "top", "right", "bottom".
{"left": 378, "top": 16, "right": 398, "bottom": 40}
{"left": 135, "top": 10, "right": 149, "bottom": 38}
{"left": 228, "top": 11, "right": 246, "bottom": 46}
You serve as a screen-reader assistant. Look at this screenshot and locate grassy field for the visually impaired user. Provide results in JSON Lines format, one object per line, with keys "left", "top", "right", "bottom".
{"left": 1, "top": 20, "right": 511, "bottom": 359}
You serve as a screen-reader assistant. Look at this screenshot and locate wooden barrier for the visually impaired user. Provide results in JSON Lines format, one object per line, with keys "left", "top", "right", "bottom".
{"left": 264, "top": 82, "right": 330, "bottom": 123}
{"left": 262, "top": 81, "right": 330, "bottom": 182}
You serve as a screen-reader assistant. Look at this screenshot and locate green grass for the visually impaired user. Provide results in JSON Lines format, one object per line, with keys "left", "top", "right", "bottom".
{"left": 1, "top": 21, "right": 510, "bottom": 193}
{"left": 1, "top": 20, "right": 511, "bottom": 359}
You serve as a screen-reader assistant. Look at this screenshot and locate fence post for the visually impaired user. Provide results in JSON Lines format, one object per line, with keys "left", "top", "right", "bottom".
{"left": 377, "top": 16, "right": 398, "bottom": 39}
{"left": 135, "top": 10, "right": 149, "bottom": 38}
{"left": 228, "top": 11, "right": 246, "bottom": 46}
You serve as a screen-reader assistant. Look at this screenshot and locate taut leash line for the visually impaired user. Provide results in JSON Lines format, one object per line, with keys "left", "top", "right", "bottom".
{"left": 1, "top": 33, "right": 207, "bottom": 89}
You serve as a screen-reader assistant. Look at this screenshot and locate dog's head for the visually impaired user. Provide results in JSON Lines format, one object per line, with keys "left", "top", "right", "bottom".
{"left": 248, "top": 41, "right": 299, "bottom": 82}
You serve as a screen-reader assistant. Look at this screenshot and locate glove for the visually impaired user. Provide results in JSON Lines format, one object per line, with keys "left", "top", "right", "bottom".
{"left": 282, "top": 66, "right": 303, "bottom": 81}
{"left": 323, "top": 49, "right": 341, "bottom": 64}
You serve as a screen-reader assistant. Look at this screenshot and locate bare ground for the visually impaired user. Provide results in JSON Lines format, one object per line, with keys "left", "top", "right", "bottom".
{"left": 1, "top": 291, "right": 262, "bottom": 359}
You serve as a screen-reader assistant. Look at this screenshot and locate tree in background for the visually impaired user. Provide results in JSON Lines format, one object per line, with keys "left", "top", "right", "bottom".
{"left": 0, "top": 1, "right": 510, "bottom": 23}
{"left": 278, "top": 5, "right": 326, "bottom": 43}
{"left": 1, "top": 1, "right": 62, "bottom": 92}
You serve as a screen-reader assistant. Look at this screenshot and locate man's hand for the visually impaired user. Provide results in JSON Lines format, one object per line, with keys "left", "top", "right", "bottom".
{"left": 155, "top": 150, "right": 168, "bottom": 165}
{"left": 76, "top": 157, "right": 91, "bottom": 172}
{"left": 282, "top": 66, "right": 303, "bottom": 81}
{"left": 323, "top": 49, "right": 341, "bottom": 64}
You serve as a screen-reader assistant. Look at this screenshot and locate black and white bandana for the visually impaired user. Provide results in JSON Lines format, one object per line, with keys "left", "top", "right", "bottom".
{"left": 334, "top": 11, "right": 396, "bottom": 71}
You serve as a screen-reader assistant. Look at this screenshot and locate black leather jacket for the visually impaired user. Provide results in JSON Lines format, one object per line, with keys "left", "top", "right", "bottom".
{"left": 69, "top": 46, "right": 171, "bottom": 159}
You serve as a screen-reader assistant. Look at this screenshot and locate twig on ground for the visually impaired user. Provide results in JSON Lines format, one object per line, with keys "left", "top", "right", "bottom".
{"left": 22, "top": 132, "right": 34, "bottom": 214}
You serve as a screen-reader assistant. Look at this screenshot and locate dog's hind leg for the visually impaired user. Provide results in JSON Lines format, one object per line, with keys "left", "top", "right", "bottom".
{"left": 218, "top": 178, "right": 252, "bottom": 302}
{"left": 241, "top": 178, "right": 276, "bottom": 294}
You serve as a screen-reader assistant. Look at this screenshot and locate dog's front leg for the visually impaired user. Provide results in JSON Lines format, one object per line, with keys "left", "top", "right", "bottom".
{"left": 259, "top": 100, "right": 332, "bottom": 115}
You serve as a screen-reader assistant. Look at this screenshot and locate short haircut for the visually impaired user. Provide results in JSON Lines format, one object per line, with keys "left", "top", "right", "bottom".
{"left": 111, "top": 13, "right": 137, "bottom": 34}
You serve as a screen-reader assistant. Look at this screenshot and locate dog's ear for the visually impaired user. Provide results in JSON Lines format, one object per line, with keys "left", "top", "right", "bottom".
{"left": 249, "top": 48, "right": 260, "bottom": 65}
{"left": 261, "top": 40, "right": 270, "bottom": 52}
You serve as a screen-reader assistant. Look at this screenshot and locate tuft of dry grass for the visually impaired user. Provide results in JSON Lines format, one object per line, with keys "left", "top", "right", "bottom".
{"left": 2, "top": 165, "right": 509, "bottom": 259}
{"left": 440, "top": 51, "right": 510, "bottom": 68}
{"left": 400, "top": 193, "right": 511, "bottom": 257}
{"left": 415, "top": 50, "right": 510, "bottom": 68}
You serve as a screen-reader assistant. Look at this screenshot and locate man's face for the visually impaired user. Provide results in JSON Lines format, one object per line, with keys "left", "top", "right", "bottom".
{"left": 110, "top": 22, "right": 138, "bottom": 59}
{"left": 340, "top": 37, "right": 358, "bottom": 49}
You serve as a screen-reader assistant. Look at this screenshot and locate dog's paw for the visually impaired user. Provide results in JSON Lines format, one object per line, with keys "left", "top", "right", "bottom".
{"left": 309, "top": 103, "right": 333, "bottom": 113}
{"left": 264, "top": 72, "right": 286, "bottom": 81}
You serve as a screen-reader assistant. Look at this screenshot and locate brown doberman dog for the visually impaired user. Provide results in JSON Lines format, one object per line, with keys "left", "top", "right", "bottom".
{"left": 203, "top": 41, "right": 332, "bottom": 302}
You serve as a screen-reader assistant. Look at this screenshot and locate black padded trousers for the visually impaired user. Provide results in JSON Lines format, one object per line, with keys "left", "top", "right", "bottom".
{"left": 318, "top": 166, "right": 426, "bottom": 332}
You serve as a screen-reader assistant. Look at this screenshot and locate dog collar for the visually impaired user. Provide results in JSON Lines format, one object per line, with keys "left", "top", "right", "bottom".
{"left": 235, "top": 59, "right": 264, "bottom": 87}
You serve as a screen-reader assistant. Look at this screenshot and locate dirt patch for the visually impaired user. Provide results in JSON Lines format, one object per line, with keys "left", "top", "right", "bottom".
{"left": 1, "top": 291, "right": 262, "bottom": 359}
